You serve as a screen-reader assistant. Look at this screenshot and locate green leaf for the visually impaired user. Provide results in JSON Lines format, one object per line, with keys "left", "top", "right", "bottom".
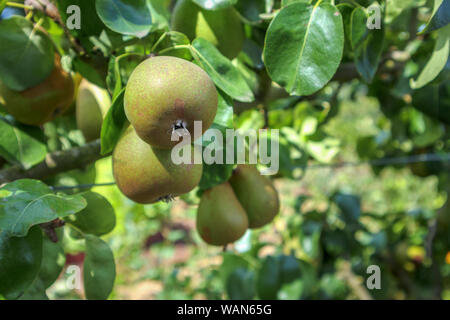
{"left": 95, "top": 0, "right": 152, "bottom": 38}
{"left": 21, "top": 231, "right": 66, "bottom": 299}
{"left": 235, "top": 0, "right": 269, "bottom": 22}
{"left": 72, "top": 55, "right": 109, "bottom": 89}
{"left": 220, "top": 252, "right": 252, "bottom": 284}
{"left": 56, "top": 0, "right": 104, "bottom": 39}
{"left": 352, "top": 7, "right": 385, "bottom": 83}
{"left": 197, "top": 91, "right": 235, "bottom": 191}
{"left": 83, "top": 235, "right": 116, "bottom": 300}
{"left": 152, "top": 31, "right": 191, "bottom": 59}
{"left": 337, "top": 3, "right": 355, "bottom": 55}
{"left": 279, "top": 255, "right": 301, "bottom": 284}
{"left": 0, "top": 16, "right": 54, "bottom": 91}
{"left": 0, "top": 226, "right": 43, "bottom": 299}
{"left": 198, "top": 164, "right": 234, "bottom": 191}
{"left": 213, "top": 90, "right": 234, "bottom": 129}
{"left": 0, "top": 179, "right": 87, "bottom": 237}
{"left": 18, "top": 281, "right": 49, "bottom": 300}
{"left": 191, "top": 38, "right": 255, "bottom": 102}
{"left": 300, "top": 220, "right": 322, "bottom": 259}
{"left": 411, "top": 24, "right": 450, "bottom": 89}
{"left": 350, "top": 7, "right": 368, "bottom": 50}
{"left": 226, "top": 268, "right": 256, "bottom": 300}
{"left": 257, "top": 255, "right": 281, "bottom": 299}
{"left": 146, "top": 0, "right": 170, "bottom": 32}
{"left": 0, "top": 119, "right": 46, "bottom": 169}
{"left": 65, "top": 192, "right": 116, "bottom": 236}
{"left": 333, "top": 193, "right": 361, "bottom": 225}
{"left": 192, "top": 0, "right": 237, "bottom": 10}
{"left": 263, "top": 2, "right": 344, "bottom": 96}
{"left": 0, "top": 0, "right": 7, "bottom": 14}
{"left": 100, "top": 89, "right": 127, "bottom": 155}
{"left": 37, "top": 233, "right": 66, "bottom": 289}
{"left": 106, "top": 53, "right": 143, "bottom": 99}
{"left": 419, "top": 0, "right": 450, "bottom": 34}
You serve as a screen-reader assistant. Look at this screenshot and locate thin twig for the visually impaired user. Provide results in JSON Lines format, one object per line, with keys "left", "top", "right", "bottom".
{"left": 50, "top": 182, "right": 116, "bottom": 191}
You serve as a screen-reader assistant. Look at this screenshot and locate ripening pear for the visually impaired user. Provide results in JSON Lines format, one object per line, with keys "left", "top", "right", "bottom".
{"left": 63, "top": 72, "right": 83, "bottom": 115}
{"left": 76, "top": 79, "right": 111, "bottom": 142}
{"left": 229, "top": 164, "right": 280, "bottom": 228}
{"left": 124, "top": 56, "right": 218, "bottom": 149}
{"left": 171, "top": 0, "right": 244, "bottom": 59}
{"left": 0, "top": 54, "right": 74, "bottom": 126}
{"left": 196, "top": 182, "right": 249, "bottom": 246}
{"left": 113, "top": 126, "right": 203, "bottom": 204}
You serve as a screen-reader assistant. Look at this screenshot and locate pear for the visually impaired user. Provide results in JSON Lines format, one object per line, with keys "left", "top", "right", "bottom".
{"left": 0, "top": 54, "right": 74, "bottom": 126}
{"left": 172, "top": 0, "right": 244, "bottom": 59}
{"left": 124, "top": 56, "right": 218, "bottom": 149}
{"left": 63, "top": 72, "right": 83, "bottom": 115}
{"left": 229, "top": 164, "right": 280, "bottom": 228}
{"left": 112, "top": 126, "right": 203, "bottom": 204}
{"left": 196, "top": 182, "right": 249, "bottom": 246}
{"left": 76, "top": 79, "right": 111, "bottom": 142}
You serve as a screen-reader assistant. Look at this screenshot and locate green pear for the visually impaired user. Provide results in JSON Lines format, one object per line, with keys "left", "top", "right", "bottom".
{"left": 229, "top": 164, "right": 280, "bottom": 228}
{"left": 196, "top": 182, "right": 249, "bottom": 246}
{"left": 124, "top": 56, "right": 218, "bottom": 149}
{"left": 112, "top": 126, "right": 203, "bottom": 204}
{"left": 76, "top": 79, "right": 111, "bottom": 142}
{"left": 0, "top": 54, "right": 74, "bottom": 126}
{"left": 62, "top": 72, "right": 83, "bottom": 115}
{"left": 171, "top": 0, "right": 244, "bottom": 59}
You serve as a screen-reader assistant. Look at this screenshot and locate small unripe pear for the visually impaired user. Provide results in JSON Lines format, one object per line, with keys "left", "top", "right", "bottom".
{"left": 76, "top": 79, "right": 111, "bottom": 142}
{"left": 172, "top": 0, "right": 244, "bottom": 59}
{"left": 124, "top": 56, "right": 218, "bottom": 149}
{"left": 0, "top": 54, "right": 74, "bottom": 126}
{"left": 196, "top": 182, "right": 249, "bottom": 246}
{"left": 229, "top": 164, "right": 280, "bottom": 228}
{"left": 113, "top": 126, "right": 203, "bottom": 204}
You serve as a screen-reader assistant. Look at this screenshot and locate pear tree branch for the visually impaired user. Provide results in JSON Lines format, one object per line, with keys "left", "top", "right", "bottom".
{"left": 0, "top": 139, "right": 107, "bottom": 185}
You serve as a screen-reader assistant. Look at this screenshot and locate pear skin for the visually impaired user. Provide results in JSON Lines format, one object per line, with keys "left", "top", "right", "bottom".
{"left": 124, "top": 56, "right": 218, "bottom": 149}
{"left": 113, "top": 126, "right": 203, "bottom": 204}
{"left": 0, "top": 54, "right": 74, "bottom": 126}
{"left": 229, "top": 164, "right": 280, "bottom": 228}
{"left": 76, "top": 79, "right": 111, "bottom": 142}
{"left": 196, "top": 182, "right": 249, "bottom": 246}
{"left": 172, "top": 0, "right": 244, "bottom": 59}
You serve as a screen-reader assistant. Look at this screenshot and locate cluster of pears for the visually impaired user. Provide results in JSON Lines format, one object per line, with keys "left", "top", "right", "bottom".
{"left": 171, "top": 0, "right": 244, "bottom": 59}
{"left": 0, "top": 54, "right": 75, "bottom": 126}
{"left": 113, "top": 55, "right": 218, "bottom": 203}
{"left": 197, "top": 164, "right": 280, "bottom": 246}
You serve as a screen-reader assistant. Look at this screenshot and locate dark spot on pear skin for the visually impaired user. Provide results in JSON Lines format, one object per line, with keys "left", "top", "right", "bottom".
{"left": 174, "top": 98, "right": 185, "bottom": 118}
{"left": 202, "top": 226, "right": 212, "bottom": 242}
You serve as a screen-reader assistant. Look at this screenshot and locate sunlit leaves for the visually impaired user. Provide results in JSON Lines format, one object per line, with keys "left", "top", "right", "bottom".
{"left": 0, "top": 119, "right": 46, "bottom": 169}
{"left": 411, "top": 24, "right": 450, "bottom": 89}
{"left": 191, "top": 38, "right": 255, "bottom": 102}
{"left": 419, "top": 0, "right": 450, "bottom": 34}
{"left": 100, "top": 89, "right": 127, "bottom": 155}
{"left": 264, "top": 2, "right": 344, "bottom": 96}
